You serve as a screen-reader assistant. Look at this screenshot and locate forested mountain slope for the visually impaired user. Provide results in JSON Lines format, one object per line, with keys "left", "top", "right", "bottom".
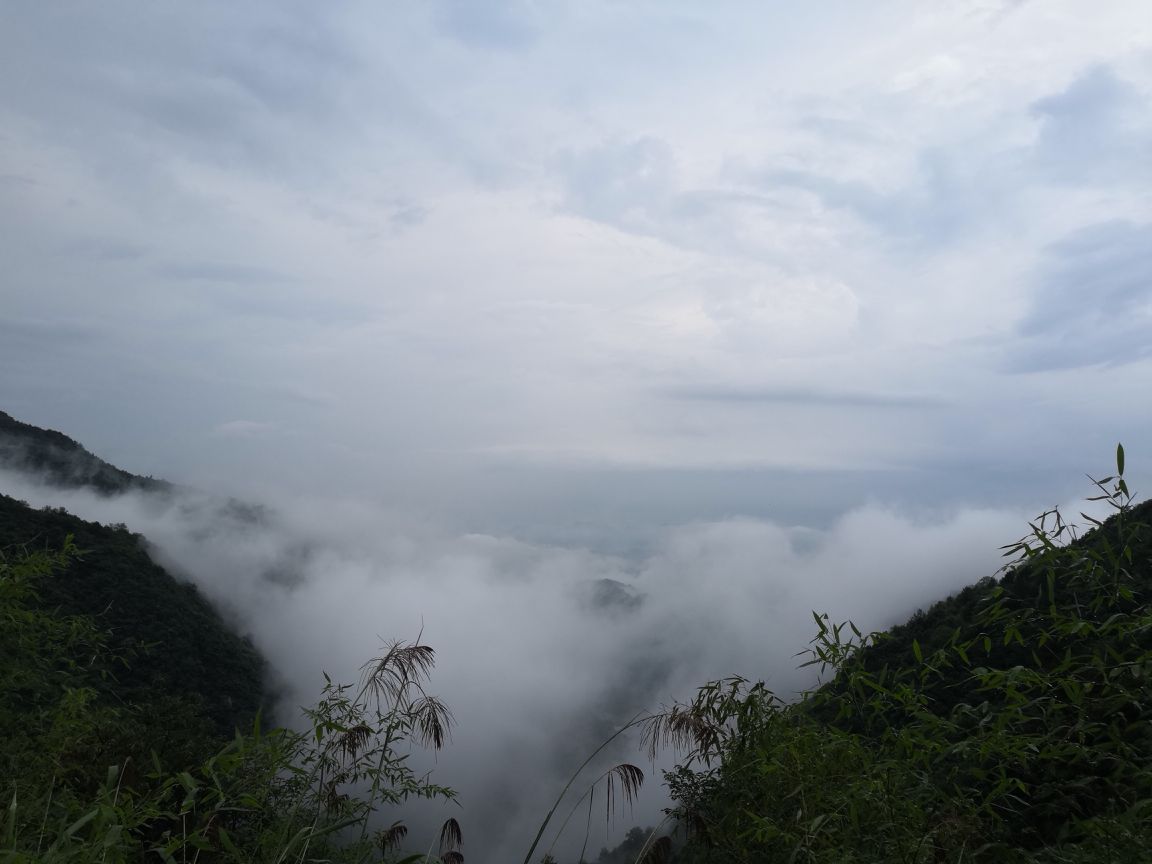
{"left": 849, "top": 496, "right": 1152, "bottom": 714}
{"left": 0, "top": 410, "right": 171, "bottom": 494}
{"left": 0, "top": 513, "right": 458, "bottom": 864}
{"left": 659, "top": 463, "right": 1152, "bottom": 863}
{"left": 0, "top": 492, "right": 266, "bottom": 741}
{"left": 0, "top": 411, "right": 267, "bottom": 787}
{"left": 0, "top": 413, "right": 461, "bottom": 863}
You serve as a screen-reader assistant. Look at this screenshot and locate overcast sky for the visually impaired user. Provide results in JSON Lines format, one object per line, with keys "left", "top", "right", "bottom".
{"left": 3, "top": 1, "right": 1151, "bottom": 532}
{"left": 4, "top": 5, "right": 1151, "bottom": 860}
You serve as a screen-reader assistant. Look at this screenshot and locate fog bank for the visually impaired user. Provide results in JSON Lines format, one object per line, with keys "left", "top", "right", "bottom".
{"left": 2, "top": 469, "right": 1038, "bottom": 862}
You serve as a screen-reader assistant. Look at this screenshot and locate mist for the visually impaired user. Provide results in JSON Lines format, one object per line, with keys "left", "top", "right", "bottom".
{"left": 0, "top": 466, "right": 1043, "bottom": 862}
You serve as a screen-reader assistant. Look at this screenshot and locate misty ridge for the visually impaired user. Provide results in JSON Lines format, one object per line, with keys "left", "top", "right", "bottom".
{"left": 5, "top": 409, "right": 1152, "bottom": 863}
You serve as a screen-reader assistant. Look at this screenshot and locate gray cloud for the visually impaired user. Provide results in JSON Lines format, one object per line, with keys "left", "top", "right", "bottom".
{"left": 558, "top": 137, "right": 677, "bottom": 230}
{"left": 1030, "top": 65, "right": 1152, "bottom": 185}
{"left": 664, "top": 385, "right": 944, "bottom": 409}
{"left": 0, "top": 317, "right": 106, "bottom": 348}
{"left": 387, "top": 201, "right": 430, "bottom": 230}
{"left": 1007, "top": 220, "right": 1152, "bottom": 372}
{"left": 0, "top": 173, "right": 37, "bottom": 188}
{"left": 433, "top": 0, "right": 542, "bottom": 49}
{"left": 758, "top": 150, "right": 995, "bottom": 247}
{"left": 744, "top": 63, "right": 1150, "bottom": 249}
{"left": 0, "top": 3, "right": 443, "bottom": 192}
{"left": 154, "top": 262, "right": 293, "bottom": 283}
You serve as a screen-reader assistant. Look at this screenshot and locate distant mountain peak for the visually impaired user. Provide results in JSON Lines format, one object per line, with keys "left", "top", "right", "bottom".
{"left": 0, "top": 409, "right": 171, "bottom": 495}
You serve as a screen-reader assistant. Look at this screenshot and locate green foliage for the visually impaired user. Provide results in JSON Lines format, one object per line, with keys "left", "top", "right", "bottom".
{"left": 656, "top": 450, "right": 1152, "bottom": 863}
{"left": 0, "top": 410, "right": 170, "bottom": 495}
{"left": 0, "top": 493, "right": 266, "bottom": 741}
{"left": 0, "top": 539, "right": 108, "bottom": 785}
{"left": 0, "top": 548, "right": 461, "bottom": 863}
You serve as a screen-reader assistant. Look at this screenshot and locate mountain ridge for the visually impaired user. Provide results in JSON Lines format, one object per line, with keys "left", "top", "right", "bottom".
{"left": 0, "top": 409, "right": 173, "bottom": 495}
{"left": 0, "top": 408, "right": 268, "bottom": 753}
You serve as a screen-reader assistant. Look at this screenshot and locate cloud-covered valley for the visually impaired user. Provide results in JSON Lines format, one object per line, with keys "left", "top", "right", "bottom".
{"left": 2, "top": 467, "right": 1044, "bottom": 861}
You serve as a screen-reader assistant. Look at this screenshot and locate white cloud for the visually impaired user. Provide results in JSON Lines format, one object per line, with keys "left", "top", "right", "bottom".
{"left": 0, "top": 470, "right": 1040, "bottom": 863}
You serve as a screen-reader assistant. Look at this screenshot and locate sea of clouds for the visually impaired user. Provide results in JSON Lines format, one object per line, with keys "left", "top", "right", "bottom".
{"left": 1, "top": 467, "right": 1051, "bottom": 863}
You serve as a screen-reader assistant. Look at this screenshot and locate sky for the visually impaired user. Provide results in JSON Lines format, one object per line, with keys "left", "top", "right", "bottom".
{"left": 2, "top": 1, "right": 1151, "bottom": 860}
{"left": 2, "top": 0, "right": 1150, "bottom": 529}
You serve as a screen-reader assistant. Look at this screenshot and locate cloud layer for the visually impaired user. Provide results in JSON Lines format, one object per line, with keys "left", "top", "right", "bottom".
{"left": 3, "top": 469, "right": 1043, "bottom": 861}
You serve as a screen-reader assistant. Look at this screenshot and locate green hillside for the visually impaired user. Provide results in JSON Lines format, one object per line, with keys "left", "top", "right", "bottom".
{"left": 0, "top": 411, "right": 270, "bottom": 809}
{"left": 0, "top": 411, "right": 461, "bottom": 863}
{"left": 0, "top": 493, "right": 266, "bottom": 738}
{"left": 655, "top": 457, "right": 1152, "bottom": 863}
{"left": 0, "top": 538, "right": 460, "bottom": 864}
{"left": 0, "top": 410, "right": 171, "bottom": 495}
